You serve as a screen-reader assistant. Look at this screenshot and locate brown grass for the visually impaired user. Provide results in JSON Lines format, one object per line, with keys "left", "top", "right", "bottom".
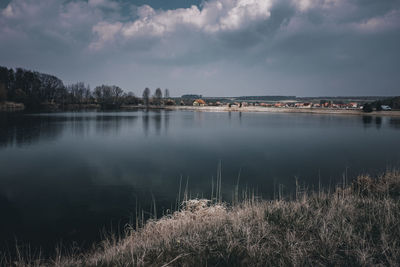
{"left": 6, "top": 170, "right": 400, "bottom": 266}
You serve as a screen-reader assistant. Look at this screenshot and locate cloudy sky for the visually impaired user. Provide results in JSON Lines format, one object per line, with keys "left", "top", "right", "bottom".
{"left": 1, "top": 0, "right": 399, "bottom": 96}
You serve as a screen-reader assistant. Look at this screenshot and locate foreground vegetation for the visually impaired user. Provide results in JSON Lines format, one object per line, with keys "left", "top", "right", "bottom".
{"left": 4, "top": 171, "right": 400, "bottom": 266}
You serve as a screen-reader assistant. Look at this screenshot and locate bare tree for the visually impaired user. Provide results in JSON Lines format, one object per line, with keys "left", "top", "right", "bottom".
{"left": 143, "top": 87, "right": 150, "bottom": 107}
{"left": 94, "top": 86, "right": 103, "bottom": 103}
{"left": 164, "top": 88, "right": 170, "bottom": 99}
{"left": 67, "top": 82, "right": 89, "bottom": 104}
{"left": 111, "top": 86, "right": 123, "bottom": 104}
{"left": 39, "top": 73, "right": 64, "bottom": 103}
{"left": 124, "top": 92, "right": 139, "bottom": 105}
{"left": 94, "top": 85, "right": 124, "bottom": 108}
{"left": 0, "top": 83, "right": 7, "bottom": 102}
{"left": 84, "top": 85, "right": 92, "bottom": 103}
{"left": 154, "top": 88, "right": 162, "bottom": 105}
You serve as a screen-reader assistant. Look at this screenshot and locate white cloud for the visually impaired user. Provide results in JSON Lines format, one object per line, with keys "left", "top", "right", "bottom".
{"left": 90, "top": 0, "right": 276, "bottom": 48}
{"left": 90, "top": 21, "right": 123, "bottom": 50}
{"left": 291, "top": 0, "right": 346, "bottom": 12}
{"left": 218, "top": 0, "right": 273, "bottom": 30}
{"left": 88, "top": 0, "right": 119, "bottom": 9}
{"left": 353, "top": 9, "right": 400, "bottom": 33}
{"left": 2, "top": 4, "right": 14, "bottom": 17}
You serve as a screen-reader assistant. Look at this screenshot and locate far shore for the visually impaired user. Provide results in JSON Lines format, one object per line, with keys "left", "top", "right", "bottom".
{"left": 163, "top": 105, "right": 400, "bottom": 117}
{"left": 3, "top": 102, "right": 400, "bottom": 117}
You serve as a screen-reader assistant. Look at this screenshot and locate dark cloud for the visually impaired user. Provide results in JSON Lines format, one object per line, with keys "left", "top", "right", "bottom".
{"left": 0, "top": 0, "right": 399, "bottom": 96}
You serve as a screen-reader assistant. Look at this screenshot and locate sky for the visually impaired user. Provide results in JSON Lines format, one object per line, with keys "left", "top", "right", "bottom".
{"left": 0, "top": 0, "right": 399, "bottom": 97}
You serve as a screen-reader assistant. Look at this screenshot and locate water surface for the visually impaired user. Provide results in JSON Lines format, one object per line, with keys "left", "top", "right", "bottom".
{"left": 0, "top": 110, "right": 399, "bottom": 253}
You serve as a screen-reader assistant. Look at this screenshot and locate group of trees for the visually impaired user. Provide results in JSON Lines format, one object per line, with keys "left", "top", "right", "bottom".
{"left": 371, "top": 97, "right": 400, "bottom": 110}
{"left": 363, "top": 97, "right": 400, "bottom": 112}
{"left": 0, "top": 66, "right": 173, "bottom": 110}
{"left": 142, "top": 88, "right": 171, "bottom": 107}
{"left": 0, "top": 83, "right": 7, "bottom": 102}
{"left": 0, "top": 66, "right": 65, "bottom": 108}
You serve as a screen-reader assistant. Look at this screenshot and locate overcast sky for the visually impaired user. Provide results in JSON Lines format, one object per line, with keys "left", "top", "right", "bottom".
{"left": 1, "top": 0, "right": 399, "bottom": 97}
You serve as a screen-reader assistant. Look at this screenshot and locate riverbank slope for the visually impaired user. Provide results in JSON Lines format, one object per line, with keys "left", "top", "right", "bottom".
{"left": 8, "top": 170, "right": 400, "bottom": 266}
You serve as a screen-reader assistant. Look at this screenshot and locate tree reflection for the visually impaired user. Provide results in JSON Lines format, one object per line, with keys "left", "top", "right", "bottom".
{"left": 164, "top": 110, "right": 170, "bottom": 134}
{"left": 389, "top": 118, "right": 400, "bottom": 129}
{"left": 153, "top": 111, "right": 162, "bottom": 135}
{"left": 142, "top": 111, "right": 149, "bottom": 136}
{"left": 0, "top": 113, "right": 138, "bottom": 147}
{"left": 362, "top": 115, "right": 373, "bottom": 125}
{"left": 375, "top": 116, "right": 382, "bottom": 129}
{"left": 0, "top": 113, "right": 64, "bottom": 147}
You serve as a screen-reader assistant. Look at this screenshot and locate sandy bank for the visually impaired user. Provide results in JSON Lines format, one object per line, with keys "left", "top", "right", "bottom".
{"left": 165, "top": 105, "right": 400, "bottom": 116}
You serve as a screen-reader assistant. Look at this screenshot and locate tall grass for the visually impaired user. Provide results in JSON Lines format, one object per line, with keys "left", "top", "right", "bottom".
{"left": 5, "top": 170, "right": 400, "bottom": 266}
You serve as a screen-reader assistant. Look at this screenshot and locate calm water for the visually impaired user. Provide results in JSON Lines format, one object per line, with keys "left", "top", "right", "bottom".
{"left": 1, "top": 110, "right": 400, "bottom": 254}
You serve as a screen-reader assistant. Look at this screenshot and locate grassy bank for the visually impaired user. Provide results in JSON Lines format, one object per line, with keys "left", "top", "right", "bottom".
{"left": 6, "top": 171, "right": 400, "bottom": 266}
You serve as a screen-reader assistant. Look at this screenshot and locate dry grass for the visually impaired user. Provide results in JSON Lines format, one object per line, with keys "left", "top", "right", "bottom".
{"left": 6, "top": 170, "right": 400, "bottom": 266}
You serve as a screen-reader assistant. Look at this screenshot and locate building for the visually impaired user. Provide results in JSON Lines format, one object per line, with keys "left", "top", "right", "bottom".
{"left": 193, "top": 99, "right": 206, "bottom": 106}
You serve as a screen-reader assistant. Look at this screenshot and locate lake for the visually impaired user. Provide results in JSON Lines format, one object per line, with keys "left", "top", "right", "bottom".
{"left": 1, "top": 110, "right": 399, "bottom": 254}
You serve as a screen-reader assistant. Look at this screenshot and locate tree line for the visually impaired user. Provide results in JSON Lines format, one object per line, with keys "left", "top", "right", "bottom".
{"left": 0, "top": 66, "right": 171, "bottom": 110}
{"left": 362, "top": 97, "right": 400, "bottom": 112}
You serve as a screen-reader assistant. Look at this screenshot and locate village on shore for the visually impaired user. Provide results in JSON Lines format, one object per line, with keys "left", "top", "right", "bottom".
{"left": 135, "top": 94, "right": 399, "bottom": 116}
{"left": 183, "top": 95, "right": 390, "bottom": 110}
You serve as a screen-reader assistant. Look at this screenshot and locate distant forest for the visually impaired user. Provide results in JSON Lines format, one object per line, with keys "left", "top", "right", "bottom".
{"left": 0, "top": 66, "right": 170, "bottom": 110}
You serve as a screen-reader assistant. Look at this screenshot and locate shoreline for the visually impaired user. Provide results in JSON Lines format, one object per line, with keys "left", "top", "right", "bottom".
{"left": 3, "top": 103, "right": 400, "bottom": 117}
{"left": 165, "top": 105, "right": 400, "bottom": 117}
{"left": 0, "top": 101, "right": 25, "bottom": 111}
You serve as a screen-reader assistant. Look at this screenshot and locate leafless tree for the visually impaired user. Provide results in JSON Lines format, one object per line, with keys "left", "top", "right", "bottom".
{"left": 94, "top": 85, "right": 124, "bottom": 108}
{"left": 143, "top": 87, "right": 150, "bottom": 107}
{"left": 154, "top": 88, "right": 162, "bottom": 105}
{"left": 0, "top": 83, "right": 7, "bottom": 102}
{"left": 124, "top": 92, "right": 139, "bottom": 105}
{"left": 67, "top": 82, "right": 91, "bottom": 104}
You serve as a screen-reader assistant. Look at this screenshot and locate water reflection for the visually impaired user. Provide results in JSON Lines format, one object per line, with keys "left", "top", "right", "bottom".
{"left": 375, "top": 117, "right": 382, "bottom": 129}
{"left": 142, "top": 111, "right": 149, "bottom": 136}
{"left": 0, "top": 113, "right": 64, "bottom": 147}
{"left": 94, "top": 115, "right": 137, "bottom": 135}
{"left": 360, "top": 115, "right": 400, "bottom": 130}
{"left": 0, "top": 112, "right": 140, "bottom": 148}
{"left": 153, "top": 111, "right": 162, "bottom": 135}
{"left": 0, "top": 111, "right": 400, "bottom": 256}
{"left": 362, "top": 115, "right": 373, "bottom": 126}
{"left": 140, "top": 110, "right": 171, "bottom": 136}
{"left": 390, "top": 117, "right": 400, "bottom": 129}
{"left": 164, "top": 111, "right": 170, "bottom": 134}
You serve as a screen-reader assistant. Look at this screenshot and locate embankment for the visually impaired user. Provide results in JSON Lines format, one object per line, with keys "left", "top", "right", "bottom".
{"left": 7, "top": 170, "right": 400, "bottom": 266}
